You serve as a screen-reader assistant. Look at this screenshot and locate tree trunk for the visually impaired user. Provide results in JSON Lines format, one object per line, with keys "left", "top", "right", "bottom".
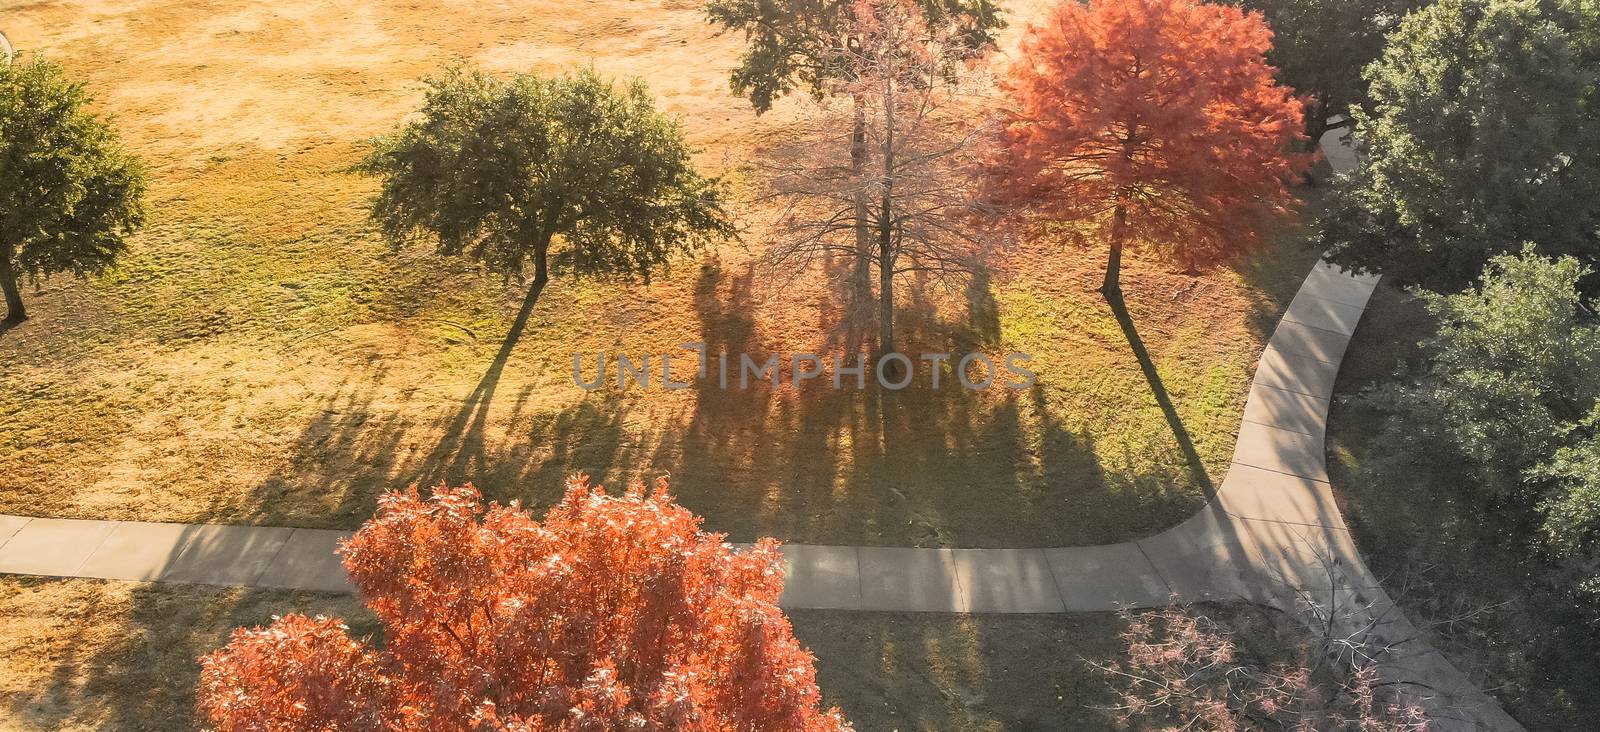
{"left": 0, "top": 246, "right": 25, "bottom": 324}
{"left": 508, "top": 228, "right": 554, "bottom": 345}
{"left": 1304, "top": 100, "right": 1330, "bottom": 149}
{"left": 1302, "top": 103, "right": 1332, "bottom": 186}
{"left": 528, "top": 234, "right": 551, "bottom": 312}
{"left": 1100, "top": 203, "right": 1126, "bottom": 302}
{"left": 876, "top": 72, "right": 898, "bottom": 369}
{"left": 850, "top": 95, "right": 873, "bottom": 324}
{"left": 878, "top": 232, "right": 894, "bottom": 361}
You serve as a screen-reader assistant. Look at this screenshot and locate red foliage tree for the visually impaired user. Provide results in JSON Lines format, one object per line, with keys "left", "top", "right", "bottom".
{"left": 197, "top": 478, "right": 850, "bottom": 731}
{"left": 998, "top": 0, "right": 1309, "bottom": 298}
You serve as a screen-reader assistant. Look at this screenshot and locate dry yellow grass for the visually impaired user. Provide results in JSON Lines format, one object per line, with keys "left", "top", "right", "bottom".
{"left": 0, "top": 575, "right": 1140, "bottom": 731}
{"left": 0, "top": 3, "right": 1329, "bottom": 727}
{"left": 0, "top": 0, "right": 1318, "bottom": 549}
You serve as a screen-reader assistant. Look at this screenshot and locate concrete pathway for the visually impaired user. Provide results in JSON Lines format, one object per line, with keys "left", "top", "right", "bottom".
{"left": 0, "top": 133, "right": 1522, "bottom": 729}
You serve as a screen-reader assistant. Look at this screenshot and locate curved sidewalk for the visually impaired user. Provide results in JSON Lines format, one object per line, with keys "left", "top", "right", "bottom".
{"left": 0, "top": 259, "right": 1518, "bottom": 729}
{"left": 0, "top": 136, "right": 1522, "bottom": 729}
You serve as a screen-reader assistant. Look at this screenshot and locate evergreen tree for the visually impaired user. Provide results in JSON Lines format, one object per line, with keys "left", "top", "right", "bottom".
{"left": 360, "top": 64, "right": 732, "bottom": 316}
{"left": 0, "top": 55, "right": 145, "bottom": 325}
{"left": 1322, "top": 0, "right": 1600, "bottom": 289}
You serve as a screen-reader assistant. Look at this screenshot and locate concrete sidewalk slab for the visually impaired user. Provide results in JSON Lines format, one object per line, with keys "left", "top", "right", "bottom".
{"left": 1301, "top": 263, "right": 1378, "bottom": 307}
{"left": 778, "top": 544, "right": 862, "bottom": 610}
{"left": 0, "top": 515, "right": 29, "bottom": 548}
{"left": 1283, "top": 291, "right": 1369, "bottom": 336}
{"left": 1230, "top": 517, "right": 1365, "bottom": 592}
{"left": 1217, "top": 463, "right": 1343, "bottom": 528}
{"left": 859, "top": 547, "right": 963, "bottom": 612}
{"left": 1242, "top": 383, "right": 1329, "bottom": 437}
{"left": 1043, "top": 543, "right": 1171, "bottom": 611}
{"left": 1268, "top": 319, "right": 1351, "bottom": 365}
{"left": 951, "top": 549, "right": 1065, "bottom": 613}
{"left": 1137, "top": 508, "right": 1275, "bottom": 606}
{"left": 1231, "top": 420, "right": 1328, "bottom": 481}
{"left": 77, "top": 522, "right": 194, "bottom": 581}
{"left": 159, "top": 525, "right": 294, "bottom": 586}
{"left": 256, "top": 528, "right": 355, "bottom": 594}
{"left": 1254, "top": 346, "right": 1342, "bottom": 399}
{"left": 0, "top": 518, "right": 115, "bottom": 577}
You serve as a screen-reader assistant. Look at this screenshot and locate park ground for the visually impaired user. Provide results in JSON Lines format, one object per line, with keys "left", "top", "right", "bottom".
{"left": 0, "top": 0, "right": 1320, "bottom": 548}
{"left": 0, "top": 0, "right": 1327, "bottom": 727}
{"left": 6, "top": 576, "right": 1117, "bottom": 730}
{"left": 1, "top": 575, "right": 1315, "bottom": 731}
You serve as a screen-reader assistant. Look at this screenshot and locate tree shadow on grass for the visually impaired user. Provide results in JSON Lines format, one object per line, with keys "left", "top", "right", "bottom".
{"left": 790, "top": 609, "right": 1125, "bottom": 731}
{"left": 233, "top": 371, "right": 435, "bottom": 526}
{"left": 4, "top": 577, "right": 375, "bottom": 731}
{"left": 223, "top": 265, "right": 1207, "bottom": 549}
{"left": 1104, "top": 291, "right": 1215, "bottom": 497}
{"left": 418, "top": 281, "right": 546, "bottom": 485}
{"left": 198, "top": 253, "right": 1202, "bottom": 547}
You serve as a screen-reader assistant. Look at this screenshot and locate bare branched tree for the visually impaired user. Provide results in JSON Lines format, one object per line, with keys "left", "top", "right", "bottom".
{"left": 1099, "top": 599, "right": 1431, "bottom": 731}
{"left": 760, "top": 0, "right": 998, "bottom": 357}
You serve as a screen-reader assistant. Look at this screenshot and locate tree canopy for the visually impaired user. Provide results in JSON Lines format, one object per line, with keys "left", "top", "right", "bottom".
{"left": 359, "top": 64, "right": 731, "bottom": 311}
{"left": 0, "top": 55, "right": 145, "bottom": 325}
{"left": 705, "top": 0, "right": 1003, "bottom": 112}
{"left": 1360, "top": 247, "right": 1600, "bottom": 612}
{"left": 764, "top": 0, "right": 995, "bottom": 357}
{"left": 1228, "top": 0, "right": 1427, "bottom": 142}
{"left": 198, "top": 478, "right": 851, "bottom": 731}
{"left": 1109, "top": 604, "right": 1428, "bottom": 729}
{"left": 997, "top": 0, "right": 1308, "bottom": 297}
{"left": 1321, "top": 0, "right": 1600, "bottom": 290}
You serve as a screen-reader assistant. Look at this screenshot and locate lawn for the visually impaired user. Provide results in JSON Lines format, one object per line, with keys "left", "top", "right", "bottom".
{"left": 0, "top": 575, "right": 1318, "bottom": 731}
{"left": 1327, "top": 282, "right": 1600, "bottom": 730}
{"left": 0, "top": 575, "right": 1124, "bottom": 731}
{"left": 0, "top": 0, "right": 1319, "bottom": 548}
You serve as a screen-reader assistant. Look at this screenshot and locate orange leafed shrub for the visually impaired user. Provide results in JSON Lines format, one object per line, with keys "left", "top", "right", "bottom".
{"left": 197, "top": 477, "right": 850, "bottom": 732}
{"left": 997, "top": 0, "right": 1310, "bottom": 283}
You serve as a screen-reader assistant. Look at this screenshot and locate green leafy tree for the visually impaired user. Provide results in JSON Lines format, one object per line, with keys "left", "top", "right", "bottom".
{"left": 705, "top": 0, "right": 1002, "bottom": 321}
{"left": 1322, "top": 0, "right": 1600, "bottom": 289}
{"left": 1394, "top": 248, "right": 1600, "bottom": 497}
{"left": 1364, "top": 247, "right": 1600, "bottom": 616}
{"left": 0, "top": 55, "right": 145, "bottom": 325}
{"left": 359, "top": 64, "right": 732, "bottom": 316}
{"left": 1532, "top": 418, "right": 1600, "bottom": 556}
{"left": 1229, "top": 0, "right": 1427, "bottom": 143}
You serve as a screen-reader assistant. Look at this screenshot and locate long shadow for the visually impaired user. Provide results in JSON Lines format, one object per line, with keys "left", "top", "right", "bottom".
{"left": 9, "top": 573, "right": 374, "bottom": 730}
{"left": 964, "top": 268, "right": 1002, "bottom": 348}
{"left": 1228, "top": 185, "right": 1333, "bottom": 342}
{"left": 0, "top": 317, "right": 21, "bottom": 339}
{"left": 1104, "top": 291, "right": 1215, "bottom": 497}
{"left": 419, "top": 281, "right": 546, "bottom": 484}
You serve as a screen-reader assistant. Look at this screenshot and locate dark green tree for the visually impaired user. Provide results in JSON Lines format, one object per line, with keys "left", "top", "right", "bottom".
{"left": 705, "top": 0, "right": 1002, "bottom": 322}
{"left": 1361, "top": 248, "right": 1600, "bottom": 614}
{"left": 1321, "top": 0, "right": 1600, "bottom": 289}
{"left": 1378, "top": 248, "right": 1600, "bottom": 500}
{"left": 359, "top": 64, "right": 732, "bottom": 317}
{"left": 0, "top": 55, "right": 145, "bottom": 325}
{"left": 1230, "top": 0, "right": 1427, "bottom": 144}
